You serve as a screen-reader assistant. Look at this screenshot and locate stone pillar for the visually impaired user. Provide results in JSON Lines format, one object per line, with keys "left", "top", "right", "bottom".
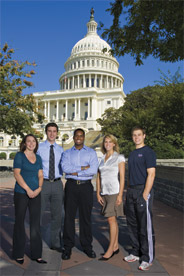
{"left": 48, "top": 101, "right": 50, "bottom": 120}
{"left": 83, "top": 75, "right": 86, "bottom": 88}
{"left": 92, "top": 97, "right": 97, "bottom": 119}
{"left": 75, "top": 99, "right": 77, "bottom": 119}
{"left": 65, "top": 99, "right": 68, "bottom": 120}
{"left": 78, "top": 99, "right": 81, "bottom": 120}
{"left": 88, "top": 98, "right": 91, "bottom": 118}
{"left": 44, "top": 102, "right": 47, "bottom": 117}
{"left": 78, "top": 75, "right": 79, "bottom": 88}
{"left": 56, "top": 100, "right": 59, "bottom": 122}
{"left": 107, "top": 76, "right": 109, "bottom": 88}
{"left": 72, "top": 76, "right": 74, "bottom": 89}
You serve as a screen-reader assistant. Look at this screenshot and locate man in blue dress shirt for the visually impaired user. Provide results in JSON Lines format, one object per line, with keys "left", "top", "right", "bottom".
{"left": 61, "top": 128, "right": 98, "bottom": 260}
{"left": 37, "top": 122, "right": 64, "bottom": 252}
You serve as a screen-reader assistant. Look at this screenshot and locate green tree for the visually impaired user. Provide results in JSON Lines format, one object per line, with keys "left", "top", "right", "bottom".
{"left": 0, "top": 152, "right": 7, "bottom": 160}
{"left": 0, "top": 43, "right": 44, "bottom": 137}
{"left": 9, "top": 152, "right": 16, "bottom": 160}
{"left": 100, "top": 0, "right": 183, "bottom": 65}
{"left": 97, "top": 70, "right": 184, "bottom": 158}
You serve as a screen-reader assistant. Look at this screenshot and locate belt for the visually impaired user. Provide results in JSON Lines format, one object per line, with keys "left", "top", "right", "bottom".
{"left": 129, "top": 184, "right": 145, "bottom": 189}
{"left": 67, "top": 178, "right": 91, "bottom": 185}
{"left": 44, "top": 178, "right": 61, "bottom": 182}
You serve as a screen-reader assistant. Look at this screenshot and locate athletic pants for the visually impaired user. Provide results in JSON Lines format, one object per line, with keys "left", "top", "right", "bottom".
{"left": 63, "top": 179, "right": 93, "bottom": 252}
{"left": 125, "top": 185, "right": 155, "bottom": 263}
{"left": 13, "top": 192, "right": 42, "bottom": 259}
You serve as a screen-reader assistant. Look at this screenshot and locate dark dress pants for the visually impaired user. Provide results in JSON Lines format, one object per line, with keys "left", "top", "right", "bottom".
{"left": 41, "top": 179, "right": 64, "bottom": 248}
{"left": 63, "top": 180, "right": 93, "bottom": 251}
{"left": 13, "top": 192, "right": 42, "bottom": 259}
{"left": 125, "top": 186, "right": 155, "bottom": 263}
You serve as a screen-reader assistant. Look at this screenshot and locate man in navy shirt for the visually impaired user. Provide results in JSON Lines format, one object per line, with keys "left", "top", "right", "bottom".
{"left": 37, "top": 122, "right": 64, "bottom": 252}
{"left": 61, "top": 128, "right": 98, "bottom": 260}
{"left": 124, "top": 126, "right": 156, "bottom": 271}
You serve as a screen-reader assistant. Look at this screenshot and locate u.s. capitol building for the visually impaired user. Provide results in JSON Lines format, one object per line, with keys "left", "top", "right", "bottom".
{"left": 0, "top": 9, "right": 126, "bottom": 158}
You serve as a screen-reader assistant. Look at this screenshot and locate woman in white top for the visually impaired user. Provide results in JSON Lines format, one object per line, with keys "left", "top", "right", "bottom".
{"left": 96, "top": 134, "right": 125, "bottom": 261}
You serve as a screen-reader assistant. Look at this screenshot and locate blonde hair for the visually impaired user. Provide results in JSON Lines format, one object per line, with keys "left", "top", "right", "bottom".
{"left": 101, "top": 134, "right": 119, "bottom": 154}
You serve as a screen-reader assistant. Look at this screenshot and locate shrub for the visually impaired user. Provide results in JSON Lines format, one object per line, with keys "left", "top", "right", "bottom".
{"left": 0, "top": 152, "right": 7, "bottom": 160}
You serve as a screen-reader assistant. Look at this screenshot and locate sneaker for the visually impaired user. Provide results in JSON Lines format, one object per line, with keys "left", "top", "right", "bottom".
{"left": 139, "top": 261, "right": 152, "bottom": 271}
{"left": 124, "top": 254, "right": 139, "bottom": 262}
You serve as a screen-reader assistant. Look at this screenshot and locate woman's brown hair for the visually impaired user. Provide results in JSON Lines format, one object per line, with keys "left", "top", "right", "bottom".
{"left": 101, "top": 134, "right": 119, "bottom": 154}
{"left": 20, "top": 134, "right": 38, "bottom": 153}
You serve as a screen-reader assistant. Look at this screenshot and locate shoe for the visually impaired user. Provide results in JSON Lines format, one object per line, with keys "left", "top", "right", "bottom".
{"left": 98, "top": 252, "right": 114, "bottom": 261}
{"left": 15, "top": 258, "right": 24, "bottom": 264}
{"left": 62, "top": 250, "right": 71, "bottom": 260}
{"left": 35, "top": 259, "right": 47, "bottom": 264}
{"left": 83, "top": 249, "right": 96, "bottom": 258}
{"left": 50, "top": 247, "right": 62, "bottom": 253}
{"left": 139, "top": 261, "right": 152, "bottom": 271}
{"left": 124, "top": 254, "right": 139, "bottom": 262}
{"left": 113, "top": 248, "right": 119, "bottom": 255}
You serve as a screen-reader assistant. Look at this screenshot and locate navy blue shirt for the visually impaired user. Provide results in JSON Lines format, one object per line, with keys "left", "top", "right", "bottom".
{"left": 13, "top": 152, "right": 43, "bottom": 194}
{"left": 128, "top": 146, "right": 156, "bottom": 186}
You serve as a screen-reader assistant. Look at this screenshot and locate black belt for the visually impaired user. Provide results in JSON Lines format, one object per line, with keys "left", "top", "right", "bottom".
{"left": 129, "top": 184, "right": 145, "bottom": 189}
{"left": 44, "top": 178, "right": 61, "bottom": 182}
{"left": 67, "top": 178, "right": 91, "bottom": 185}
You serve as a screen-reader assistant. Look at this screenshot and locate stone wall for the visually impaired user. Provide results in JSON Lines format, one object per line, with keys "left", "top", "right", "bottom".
{"left": 154, "top": 166, "right": 184, "bottom": 212}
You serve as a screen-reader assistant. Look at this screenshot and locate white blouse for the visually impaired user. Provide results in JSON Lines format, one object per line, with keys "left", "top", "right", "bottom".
{"left": 98, "top": 151, "right": 125, "bottom": 195}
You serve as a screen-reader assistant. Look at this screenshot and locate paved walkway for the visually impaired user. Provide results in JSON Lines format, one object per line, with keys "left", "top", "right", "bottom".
{"left": 0, "top": 177, "right": 183, "bottom": 276}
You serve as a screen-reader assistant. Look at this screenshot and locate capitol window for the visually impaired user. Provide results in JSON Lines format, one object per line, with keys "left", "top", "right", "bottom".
{"left": 92, "top": 60, "right": 94, "bottom": 66}
{"left": 107, "top": 100, "right": 111, "bottom": 105}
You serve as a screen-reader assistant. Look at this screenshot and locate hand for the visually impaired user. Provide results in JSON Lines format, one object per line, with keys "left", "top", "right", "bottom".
{"left": 143, "top": 192, "right": 149, "bottom": 201}
{"left": 81, "top": 165, "right": 90, "bottom": 170}
{"left": 71, "top": 172, "right": 78, "bottom": 176}
{"left": 116, "top": 194, "right": 122, "bottom": 206}
{"left": 26, "top": 188, "right": 35, "bottom": 198}
{"left": 32, "top": 188, "right": 41, "bottom": 198}
{"left": 97, "top": 194, "right": 104, "bottom": 206}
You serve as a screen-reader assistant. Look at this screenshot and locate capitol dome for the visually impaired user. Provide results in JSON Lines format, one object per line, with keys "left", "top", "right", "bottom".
{"left": 71, "top": 9, "right": 111, "bottom": 57}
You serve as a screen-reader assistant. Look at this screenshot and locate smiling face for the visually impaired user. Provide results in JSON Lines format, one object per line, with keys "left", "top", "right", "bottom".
{"left": 73, "top": 130, "right": 85, "bottom": 149}
{"left": 104, "top": 137, "right": 115, "bottom": 153}
{"left": 46, "top": 126, "right": 58, "bottom": 144}
{"left": 132, "top": 129, "right": 146, "bottom": 148}
{"left": 25, "top": 136, "right": 37, "bottom": 152}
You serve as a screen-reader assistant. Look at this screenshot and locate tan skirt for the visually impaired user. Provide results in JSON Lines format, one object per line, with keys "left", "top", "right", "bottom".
{"left": 101, "top": 194, "right": 124, "bottom": 217}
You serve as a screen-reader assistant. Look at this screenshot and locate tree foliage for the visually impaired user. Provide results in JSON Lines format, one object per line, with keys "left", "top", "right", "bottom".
{"left": 97, "top": 70, "right": 184, "bottom": 158}
{"left": 100, "top": 0, "right": 184, "bottom": 65}
{"left": 0, "top": 43, "right": 44, "bottom": 137}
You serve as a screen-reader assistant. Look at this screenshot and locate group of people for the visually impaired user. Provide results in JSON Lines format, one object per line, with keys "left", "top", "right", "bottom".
{"left": 12, "top": 123, "right": 156, "bottom": 271}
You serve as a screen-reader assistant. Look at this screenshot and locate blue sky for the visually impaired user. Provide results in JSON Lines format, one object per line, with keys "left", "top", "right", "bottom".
{"left": 1, "top": 0, "right": 183, "bottom": 96}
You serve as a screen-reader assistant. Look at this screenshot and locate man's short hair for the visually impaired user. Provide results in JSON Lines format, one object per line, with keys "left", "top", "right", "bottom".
{"left": 45, "top": 122, "right": 58, "bottom": 133}
{"left": 73, "top": 128, "right": 85, "bottom": 137}
{"left": 131, "top": 126, "right": 146, "bottom": 135}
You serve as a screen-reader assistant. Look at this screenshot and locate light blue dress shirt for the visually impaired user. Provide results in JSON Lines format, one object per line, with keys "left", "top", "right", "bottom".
{"left": 37, "top": 140, "right": 64, "bottom": 179}
{"left": 61, "top": 145, "right": 98, "bottom": 180}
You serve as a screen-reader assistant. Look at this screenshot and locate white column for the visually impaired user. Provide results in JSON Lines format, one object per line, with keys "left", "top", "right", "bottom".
{"left": 78, "top": 98, "right": 81, "bottom": 120}
{"left": 111, "top": 77, "right": 113, "bottom": 88}
{"left": 75, "top": 99, "right": 77, "bottom": 119}
{"left": 44, "top": 102, "right": 47, "bottom": 117}
{"left": 72, "top": 76, "right": 74, "bottom": 89}
{"left": 83, "top": 74, "right": 86, "bottom": 88}
{"left": 107, "top": 76, "right": 109, "bottom": 88}
{"left": 88, "top": 98, "right": 91, "bottom": 118}
{"left": 65, "top": 99, "right": 68, "bottom": 120}
{"left": 78, "top": 75, "right": 79, "bottom": 88}
{"left": 100, "top": 75, "right": 102, "bottom": 88}
{"left": 56, "top": 100, "right": 59, "bottom": 122}
{"left": 48, "top": 101, "right": 50, "bottom": 120}
{"left": 95, "top": 74, "right": 97, "bottom": 87}
{"left": 92, "top": 97, "right": 97, "bottom": 119}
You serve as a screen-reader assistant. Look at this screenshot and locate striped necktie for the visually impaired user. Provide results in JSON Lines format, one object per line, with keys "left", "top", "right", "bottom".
{"left": 49, "top": 145, "right": 55, "bottom": 181}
